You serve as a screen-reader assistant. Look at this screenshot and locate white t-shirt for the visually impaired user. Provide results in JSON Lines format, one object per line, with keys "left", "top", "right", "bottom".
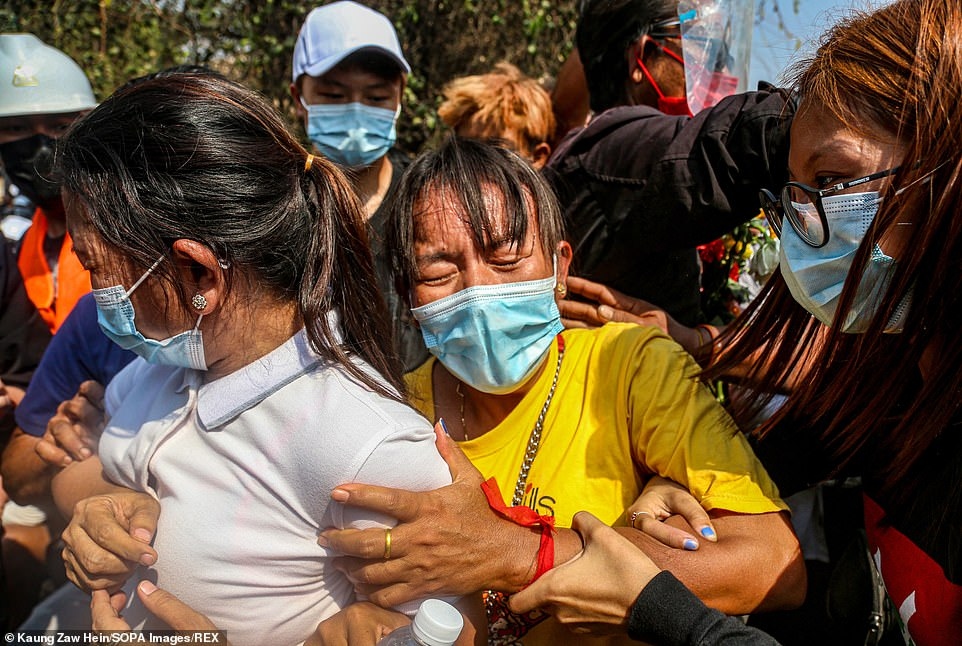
{"left": 99, "top": 328, "right": 448, "bottom": 646}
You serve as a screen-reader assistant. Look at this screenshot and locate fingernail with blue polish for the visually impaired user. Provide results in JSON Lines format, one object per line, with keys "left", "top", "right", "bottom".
{"left": 683, "top": 538, "right": 699, "bottom": 551}
{"left": 700, "top": 526, "right": 716, "bottom": 539}
{"left": 439, "top": 418, "right": 450, "bottom": 435}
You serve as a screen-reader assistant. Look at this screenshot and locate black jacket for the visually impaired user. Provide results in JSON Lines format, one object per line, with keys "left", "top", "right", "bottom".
{"left": 545, "top": 87, "right": 794, "bottom": 326}
{"left": 629, "top": 572, "right": 780, "bottom": 645}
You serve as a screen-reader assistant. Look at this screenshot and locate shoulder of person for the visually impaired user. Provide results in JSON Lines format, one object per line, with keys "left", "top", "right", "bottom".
{"left": 549, "top": 105, "right": 669, "bottom": 164}
{"left": 316, "top": 357, "right": 431, "bottom": 433}
{"left": 565, "top": 323, "right": 676, "bottom": 359}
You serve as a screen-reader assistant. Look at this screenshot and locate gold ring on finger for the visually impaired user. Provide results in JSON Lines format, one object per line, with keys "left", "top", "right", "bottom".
{"left": 383, "top": 527, "right": 392, "bottom": 560}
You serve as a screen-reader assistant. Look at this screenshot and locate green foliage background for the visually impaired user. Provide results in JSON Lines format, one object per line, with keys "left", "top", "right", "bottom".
{"left": 0, "top": 0, "right": 579, "bottom": 154}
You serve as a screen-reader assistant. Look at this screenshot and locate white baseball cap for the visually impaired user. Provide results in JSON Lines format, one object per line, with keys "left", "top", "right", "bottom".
{"left": 292, "top": 1, "right": 410, "bottom": 83}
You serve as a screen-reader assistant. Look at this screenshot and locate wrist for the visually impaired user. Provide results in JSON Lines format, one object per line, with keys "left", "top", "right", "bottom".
{"left": 693, "top": 324, "right": 719, "bottom": 366}
{"left": 673, "top": 323, "right": 702, "bottom": 356}
{"left": 480, "top": 477, "right": 559, "bottom": 592}
{"left": 552, "top": 527, "right": 584, "bottom": 567}
{"left": 497, "top": 521, "right": 543, "bottom": 592}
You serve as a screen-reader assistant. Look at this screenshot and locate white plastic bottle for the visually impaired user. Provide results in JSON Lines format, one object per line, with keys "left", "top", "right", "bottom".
{"left": 378, "top": 599, "right": 464, "bottom": 646}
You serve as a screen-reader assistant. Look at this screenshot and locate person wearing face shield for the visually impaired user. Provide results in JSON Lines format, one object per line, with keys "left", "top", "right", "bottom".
{"left": 545, "top": 0, "right": 792, "bottom": 328}
{"left": 290, "top": 1, "right": 428, "bottom": 373}
{"left": 0, "top": 34, "right": 96, "bottom": 335}
{"left": 511, "top": 2, "right": 962, "bottom": 644}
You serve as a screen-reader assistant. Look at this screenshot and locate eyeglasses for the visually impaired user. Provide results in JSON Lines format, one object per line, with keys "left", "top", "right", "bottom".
{"left": 649, "top": 17, "right": 681, "bottom": 39}
{"left": 759, "top": 166, "right": 901, "bottom": 248}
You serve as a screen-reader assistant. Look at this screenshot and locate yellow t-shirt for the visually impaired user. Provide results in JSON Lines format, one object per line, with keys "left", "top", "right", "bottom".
{"left": 406, "top": 323, "right": 786, "bottom": 646}
{"left": 406, "top": 323, "right": 786, "bottom": 528}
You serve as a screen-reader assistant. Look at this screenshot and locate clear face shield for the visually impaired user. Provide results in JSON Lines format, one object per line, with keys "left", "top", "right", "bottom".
{"left": 677, "top": 0, "right": 754, "bottom": 114}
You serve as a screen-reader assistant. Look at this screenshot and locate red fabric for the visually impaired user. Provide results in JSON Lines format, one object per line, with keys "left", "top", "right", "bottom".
{"left": 863, "top": 494, "right": 962, "bottom": 646}
{"left": 17, "top": 207, "right": 91, "bottom": 333}
{"left": 481, "top": 477, "right": 555, "bottom": 587}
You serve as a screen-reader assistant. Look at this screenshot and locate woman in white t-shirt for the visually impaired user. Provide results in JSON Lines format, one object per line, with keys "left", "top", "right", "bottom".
{"left": 48, "top": 71, "right": 483, "bottom": 645}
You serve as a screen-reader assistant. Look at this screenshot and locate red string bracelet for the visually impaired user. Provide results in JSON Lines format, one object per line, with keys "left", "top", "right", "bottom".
{"left": 481, "top": 477, "right": 555, "bottom": 588}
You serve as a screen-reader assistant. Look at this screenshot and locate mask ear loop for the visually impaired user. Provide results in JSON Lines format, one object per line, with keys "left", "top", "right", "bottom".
{"left": 892, "top": 160, "right": 950, "bottom": 225}
{"left": 125, "top": 256, "right": 165, "bottom": 297}
{"left": 635, "top": 42, "right": 685, "bottom": 101}
{"left": 636, "top": 53, "right": 668, "bottom": 102}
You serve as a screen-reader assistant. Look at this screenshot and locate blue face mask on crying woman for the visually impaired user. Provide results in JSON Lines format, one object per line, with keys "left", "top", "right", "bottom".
{"left": 93, "top": 257, "right": 208, "bottom": 370}
{"left": 411, "top": 261, "right": 564, "bottom": 394}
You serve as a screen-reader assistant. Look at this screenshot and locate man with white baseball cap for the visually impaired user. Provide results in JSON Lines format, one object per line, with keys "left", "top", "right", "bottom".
{"left": 291, "top": 2, "right": 428, "bottom": 372}
{"left": 291, "top": 1, "right": 409, "bottom": 218}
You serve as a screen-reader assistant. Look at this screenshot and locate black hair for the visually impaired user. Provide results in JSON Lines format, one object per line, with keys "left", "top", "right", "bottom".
{"left": 387, "top": 136, "right": 564, "bottom": 298}
{"left": 577, "top": 0, "right": 679, "bottom": 113}
{"left": 295, "top": 50, "right": 405, "bottom": 91}
{"left": 115, "top": 65, "right": 226, "bottom": 93}
{"left": 56, "top": 72, "right": 405, "bottom": 400}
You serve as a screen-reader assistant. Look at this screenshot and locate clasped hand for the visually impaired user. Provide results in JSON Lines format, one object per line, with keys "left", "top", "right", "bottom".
{"left": 318, "top": 424, "right": 716, "bottom": 609}
{"left": 318, "top": 422, "right": 547, "bottom": 607}
{"left": 62, "top": 489, "right": 160, "bottom": 593}
{"left": 36, "top": 379, "right": 106, "bottom": 467}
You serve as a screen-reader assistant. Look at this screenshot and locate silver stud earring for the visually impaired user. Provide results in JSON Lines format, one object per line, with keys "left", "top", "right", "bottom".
{"left": 191, "top": 294, "right": 208, "bottom": 311}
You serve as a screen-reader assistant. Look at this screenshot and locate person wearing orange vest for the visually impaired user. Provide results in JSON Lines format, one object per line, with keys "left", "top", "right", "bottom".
{"left": 0, "top": 34, "right": 96, "bottom": 334}
{"left": 0, "top": 33, "right": 95, "bottom": 630}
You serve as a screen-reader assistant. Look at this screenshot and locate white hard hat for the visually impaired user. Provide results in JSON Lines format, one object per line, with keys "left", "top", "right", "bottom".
{"left": 0, "top": 33, "right": 96, "bottom": 117}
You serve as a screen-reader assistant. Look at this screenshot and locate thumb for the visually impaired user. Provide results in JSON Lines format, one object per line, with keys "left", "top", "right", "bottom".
{"left": 571, "top": 511, "right": 607, "bottom": 544}
{"left": 79, "top": 379, "right": 106, "bottom": 409}
{"left": 90, "top": 589, "right": 130, "bottom": 631}
{"left": 434, "top": 419, "right": 484, "bottom": 485}
{"left": 137, "top": 581, "right": 221, "bottom": 632}
{"left": 127, "top": 497, "right": 161, "bottom": 548}
{"left": 571, "top": 511, "right": 608, "bottom": 539}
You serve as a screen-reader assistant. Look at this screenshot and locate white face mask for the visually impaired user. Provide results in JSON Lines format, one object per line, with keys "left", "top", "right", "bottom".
{"left": 778, "top": 191, "right": 910, "bottom": 333}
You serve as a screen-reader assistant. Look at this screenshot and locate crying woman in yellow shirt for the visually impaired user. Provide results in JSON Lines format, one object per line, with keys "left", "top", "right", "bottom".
{"left": 318, "top": 138, "right": 804, "bottom": 646}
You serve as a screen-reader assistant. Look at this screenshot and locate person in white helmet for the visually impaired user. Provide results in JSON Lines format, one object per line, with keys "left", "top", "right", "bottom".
{"left": 0, "top": 33, "right": 96, "bottom": 335}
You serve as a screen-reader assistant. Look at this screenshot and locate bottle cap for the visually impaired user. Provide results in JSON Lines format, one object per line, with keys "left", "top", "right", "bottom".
{"left": 411, "top": 599, "right": 464, "bottom": 646}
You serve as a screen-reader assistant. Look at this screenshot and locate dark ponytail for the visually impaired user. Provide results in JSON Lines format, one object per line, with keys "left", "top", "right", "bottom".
{"left": 56, "top": 71, "right": 404, "bottom": 400}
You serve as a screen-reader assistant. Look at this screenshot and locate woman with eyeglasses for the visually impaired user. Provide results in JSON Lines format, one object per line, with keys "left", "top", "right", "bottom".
{"left": 507, "top": 0, "right": 962, "bottom": 643}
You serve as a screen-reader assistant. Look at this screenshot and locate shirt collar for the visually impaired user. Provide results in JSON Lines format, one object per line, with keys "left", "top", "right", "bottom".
{"left": 195, "top": 327, "right": 321, "bottom": 431}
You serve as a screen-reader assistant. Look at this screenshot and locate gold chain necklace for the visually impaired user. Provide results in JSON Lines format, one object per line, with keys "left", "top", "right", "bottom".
{"left": 452, "top": 336, "right": 566, "bottom": 503}
{"left": 509, "top": 335, "right": 564, "bottom": 506}
{"left": 456, "top": 380, "right": 470, "bottom": 440}
{"left": 481, "top": 335, "right": 565, "bottom": 634}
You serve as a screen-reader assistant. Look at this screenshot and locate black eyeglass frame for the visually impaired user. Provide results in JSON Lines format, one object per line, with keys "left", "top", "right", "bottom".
{"left": 649, "top": 17, "right": 682, "bottom": 39}
{"left": 758, "top": 166, "right": 901, "bottom": 248}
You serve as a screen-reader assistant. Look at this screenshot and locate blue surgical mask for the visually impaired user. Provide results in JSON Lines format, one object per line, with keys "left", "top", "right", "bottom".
{"left": 93, "top": 257, "right": 208, "bottom": 370}
{"left": 300, "top": 98, "right": 399, "bottom": 168}
{"left": 779, "top": 191, "right": 909, "bottom": 333}
{"left": 411, "top": 267, "right": 563, "bottom": 394}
